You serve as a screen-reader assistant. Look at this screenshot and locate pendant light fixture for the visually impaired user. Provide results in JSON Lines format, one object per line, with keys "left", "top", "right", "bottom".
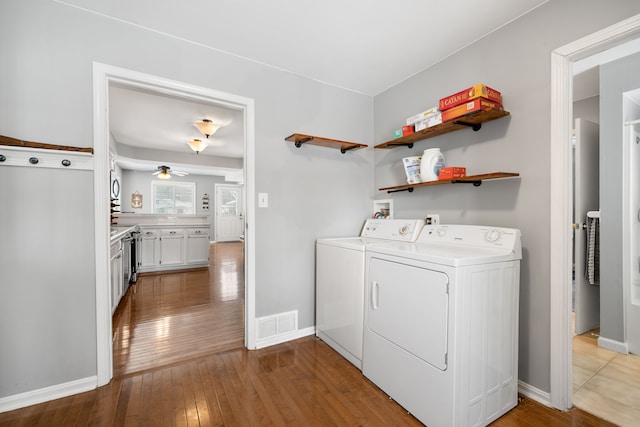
{"left": 187, "top": 138, "right": 208, "bottom": 154}
{"left": 194, "top": 119, "right": 220, "bottom": 138}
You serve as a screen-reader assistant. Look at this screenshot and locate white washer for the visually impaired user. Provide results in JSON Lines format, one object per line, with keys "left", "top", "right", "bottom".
{"left": 316, "top": 219, "right": 425, "bottom": 369}
{"left": 363, "top": 224, "right": 522, "bottom": 427}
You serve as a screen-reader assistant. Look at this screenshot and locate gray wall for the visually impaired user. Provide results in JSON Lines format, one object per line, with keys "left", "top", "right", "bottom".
{"left": 120, "top": 170, "right": 226, "bottom": 239}
{"left": 2, "top": 0, "right": 640, "bottom": 404}
{"left": 599, "top": 52, "right": 640, "bottom": 342}
{"left": 0, "top": 0, "right": 372, "bottom": 400}
{"left": 574, "top": 96, "right": 600, "bottom": 124}
{"left": 372, "top": 0, "right": 640, "bottom": 393}
{"left": 0, "top": 167, "right": 95, "bottom": 396}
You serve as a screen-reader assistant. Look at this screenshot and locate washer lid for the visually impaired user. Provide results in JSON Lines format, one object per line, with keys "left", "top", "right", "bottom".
{"left": 316, "top": 236, "right": 396, "bottom": 251}
{"left": 367, "top": 240, "right": 520, "bottom": 267}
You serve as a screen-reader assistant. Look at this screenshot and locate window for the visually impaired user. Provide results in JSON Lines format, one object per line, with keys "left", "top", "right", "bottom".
{"left": 152, "top": 181, "right": 196, "bottom": 214}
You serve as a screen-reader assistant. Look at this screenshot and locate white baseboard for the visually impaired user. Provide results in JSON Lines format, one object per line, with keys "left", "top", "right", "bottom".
{"left": 598, "top": 336, "right": 629, "bottom": 354}
{"left": 518, "top": 380, "right": 551, "bottom": 407}
{"left": 255, "top": 326, "right": 315, "bottom": 349}
{"left": 0, "top": 376, "right": 97, "bottom": 413}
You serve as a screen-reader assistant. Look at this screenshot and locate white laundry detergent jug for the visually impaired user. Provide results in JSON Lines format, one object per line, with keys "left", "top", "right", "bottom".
{"left": 420, "top": 148, "right": 445, "bottom": 182}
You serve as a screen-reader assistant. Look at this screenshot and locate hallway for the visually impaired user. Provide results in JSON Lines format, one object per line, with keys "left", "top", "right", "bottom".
{"left": 112, "top": 242, "right": 245, "bottom": 377}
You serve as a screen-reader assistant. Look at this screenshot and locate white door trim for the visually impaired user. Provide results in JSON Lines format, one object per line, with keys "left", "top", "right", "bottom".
{"left": 92, "top": 63, "right": 257, "bottom": 386}
{"left": 549, "top": 14, "right": 640, "bottom": 410}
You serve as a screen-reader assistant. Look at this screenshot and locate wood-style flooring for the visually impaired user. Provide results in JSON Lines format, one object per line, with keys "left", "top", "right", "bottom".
{"left": 573, "top": 328, "right": 640, "bottom": 426}
{"left": 112, "top": 242, "right": 245, "bottom": 377}
{"left": 0, "top": 242, "right": 616, "bottom": 426}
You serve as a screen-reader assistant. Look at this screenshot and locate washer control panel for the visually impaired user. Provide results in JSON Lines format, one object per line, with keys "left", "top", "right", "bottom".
{"left": 361, "top": 219, "right": 426, "bottom": 242}
{"left": 419, "top": 224, "right": 521, "bottom": 253}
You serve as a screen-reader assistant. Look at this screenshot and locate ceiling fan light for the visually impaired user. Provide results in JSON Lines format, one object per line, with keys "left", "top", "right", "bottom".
{"left": 194, "top": 119, "right": 220, "bottom": 138}
{"left": 187, "top": 138, "right": 209, "bottom": 154}
{"left": 158, "top": 171, "right": 171, "bottom": 179}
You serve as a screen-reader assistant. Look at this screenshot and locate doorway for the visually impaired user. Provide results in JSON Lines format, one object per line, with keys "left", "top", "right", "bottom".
{"left": 549, "top": 13, "right": 640, "bottom": 412}
{"left": 93, "top": 63, "right": 256, "bottom": 386}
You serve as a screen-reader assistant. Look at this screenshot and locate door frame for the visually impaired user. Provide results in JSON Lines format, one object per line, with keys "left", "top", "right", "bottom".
{"left": 92, "top": 63, "right": 256, "bottom": 386}
{"left": 549, "top": 14, "right": 640, "bottom": 410}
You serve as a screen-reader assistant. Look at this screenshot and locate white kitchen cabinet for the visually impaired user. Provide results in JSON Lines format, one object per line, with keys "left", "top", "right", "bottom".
{"left": 160, "top": 229, "right": 185, "bottom": 266}
{"left": 138, "top": 225, "right": 210, "bottom": 273}
{"left": 186, "top": 228, "right": 210, "bottom": 264}
{"left": 140, "top": 229, "right": 160, "bottom": 268}
{"left": 110, "top": 241, "right": 123, "bottom": 314}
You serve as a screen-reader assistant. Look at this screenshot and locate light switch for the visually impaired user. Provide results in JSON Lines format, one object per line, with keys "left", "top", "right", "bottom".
{"left": 258, "top": 192, "right": 269, "bottom": 208}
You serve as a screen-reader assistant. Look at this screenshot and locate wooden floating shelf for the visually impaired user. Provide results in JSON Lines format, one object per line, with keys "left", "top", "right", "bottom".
{"left": 285, "top": 133, "right": 367, "bottom": 154}
{"left": 380, "top": 172, "right": 520, "bottom": 193}
{"left": 375, "top": 109, "right": 510, "bottom": 149}
{"left": 0, "top": 134, "right": 94, "bottom": 154}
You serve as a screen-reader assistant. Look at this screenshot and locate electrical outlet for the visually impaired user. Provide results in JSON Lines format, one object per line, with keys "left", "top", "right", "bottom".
{"left": 425, "top": 214, "right": 440, "bottom": 225}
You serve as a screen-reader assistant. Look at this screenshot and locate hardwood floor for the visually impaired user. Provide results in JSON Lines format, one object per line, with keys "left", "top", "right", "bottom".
{"left": 0, "top": 242, "right": 617, "bottom": 425}
{"left": 112, "top": 242, "right": 245, "bottom": 377}
{"left": 573, "top": 328, "right": 640, "bottom": 426}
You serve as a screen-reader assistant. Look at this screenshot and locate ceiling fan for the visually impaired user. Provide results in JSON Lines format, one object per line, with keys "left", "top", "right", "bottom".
{"left": 152, "top": 165, "right": 188, "bottom": 180}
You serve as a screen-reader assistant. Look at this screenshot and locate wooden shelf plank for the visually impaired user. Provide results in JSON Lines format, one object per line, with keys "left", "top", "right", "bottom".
{"left": 285, "top": 133, "right": 367, "bottom": 153}
{"left": 379, "top": 172, "right": 519, "bottom": 193}
{"left": 375, "top": 109, "right": 510, "bottom": 149}
{"left": 0, "top": 134, "right": 94, "bottom": 154}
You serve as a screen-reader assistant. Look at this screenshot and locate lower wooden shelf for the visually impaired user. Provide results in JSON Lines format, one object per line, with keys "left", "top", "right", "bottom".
{"left": 379, "top": 172, "right": 519, "bottom": 193}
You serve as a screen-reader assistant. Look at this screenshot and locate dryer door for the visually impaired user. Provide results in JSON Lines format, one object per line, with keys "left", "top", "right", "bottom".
{"left": 367, "top": 257, "right": 449, "bottom": 370}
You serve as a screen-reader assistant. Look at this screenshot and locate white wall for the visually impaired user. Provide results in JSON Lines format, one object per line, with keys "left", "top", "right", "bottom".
{"left": 0, "top": 0, "right": 373, "bottom": 401}
{"left": 372, "top": 0, "right": 640, "bottom": 394}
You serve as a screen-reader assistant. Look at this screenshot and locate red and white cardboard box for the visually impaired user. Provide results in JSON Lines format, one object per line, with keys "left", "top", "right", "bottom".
{"left": 438, "top": 167, "right": 467, "bottom": 180}
{"left": 441, "top": 98, "right": 503, "bottom": 122}
{"left": 439, "top": 84, "right": 501, "bottom": 111}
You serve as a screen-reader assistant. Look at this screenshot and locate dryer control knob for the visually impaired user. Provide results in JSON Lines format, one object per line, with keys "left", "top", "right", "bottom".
{"left": 485, "top": 229, "right": 501, "bottom": 242}
{"left": 437, "top": 227, "right": 446, "bottom": 237}
{"left": 399, "top": 225, "right": 409, "bottom": 235}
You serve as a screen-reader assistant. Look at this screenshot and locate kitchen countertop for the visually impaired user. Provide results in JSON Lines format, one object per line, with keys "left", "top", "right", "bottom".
{"left": 110, "top": 225, "right": 137, "bottom": 243}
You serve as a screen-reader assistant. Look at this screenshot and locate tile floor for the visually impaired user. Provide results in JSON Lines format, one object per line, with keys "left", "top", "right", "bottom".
{"left": 573, "top": 329, "right": 640, "bottom": 426}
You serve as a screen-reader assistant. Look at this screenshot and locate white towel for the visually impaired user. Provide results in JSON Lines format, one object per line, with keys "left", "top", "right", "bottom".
{"left": 586, "top": 216, "right": 599, "bottom": 285}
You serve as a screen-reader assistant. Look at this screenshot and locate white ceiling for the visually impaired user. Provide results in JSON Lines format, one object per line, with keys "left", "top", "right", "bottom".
{"left": 61, "top": 0, "right": 550, "bottom": 96}
{"left": 109, "top": 84, "right": 244, "bottom": 159}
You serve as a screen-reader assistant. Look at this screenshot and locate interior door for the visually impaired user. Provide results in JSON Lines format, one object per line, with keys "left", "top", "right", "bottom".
{"left": 574, "top": 118, "right": 600, "bottom": 334}
{"left": 215, "top": 184, "right": 244, "bottom": 242}
{"left": 627, "top": 125, "right": 640, "bottom": 354}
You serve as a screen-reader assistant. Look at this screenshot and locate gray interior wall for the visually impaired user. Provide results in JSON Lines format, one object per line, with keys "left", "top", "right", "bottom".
{"left": 574, "top": 96, "right": 600, "bottom": 124}
{"left": 599, "top": 52, "right": 640, "bottom": 343}
{"left": 0, "top": 167, "right": 95, "bottom": 396}
{"left": 120, "top": 170, "right": 226, "bottom": 239}
{"left": 0, "top": 0, "right": 372, "bottom": 399}
{"left": 372, "top": 0, "right": 640, "bottom": 393}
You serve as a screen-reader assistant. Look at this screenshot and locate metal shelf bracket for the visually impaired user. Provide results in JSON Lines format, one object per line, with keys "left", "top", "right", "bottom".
{"left": 452, "top": 121, "right": 482, "bottom": 131}
{"left": 387, "top": 187, "right": 414, "bottom": 194}
{"left": 294, "top": 137, "right": 314, "bottom": 148}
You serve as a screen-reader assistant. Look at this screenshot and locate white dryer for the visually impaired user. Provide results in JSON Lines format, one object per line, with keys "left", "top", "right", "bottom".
{"left": 363, "top": 224, "right": 522, "bottom": 427}
{"left": 316, "top": 219, "right": 425, "bottom": 369}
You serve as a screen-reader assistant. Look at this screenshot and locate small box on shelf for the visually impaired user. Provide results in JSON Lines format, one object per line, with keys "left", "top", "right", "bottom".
{"left": 439, "top": 167, "right": 467, "bottom": 180}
